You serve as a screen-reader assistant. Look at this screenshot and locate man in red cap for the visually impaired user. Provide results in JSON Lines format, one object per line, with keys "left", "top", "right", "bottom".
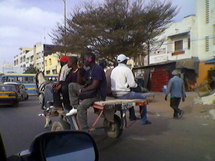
{"left": 52, "top": 56, "right": 71, "bottom": 108}
{"left": 59, "top": 56, "right": 68, "bottom": 63}
{"left": 58, "top": 56, "right": 70, "bottom": 82}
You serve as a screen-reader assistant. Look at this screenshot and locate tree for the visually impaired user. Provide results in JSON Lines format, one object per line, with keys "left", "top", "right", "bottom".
{"left": 52, "top": 0, "right": 177, "bottom": 63}
{"left": 24, "top": 65, "right": 38, "bottom": 74}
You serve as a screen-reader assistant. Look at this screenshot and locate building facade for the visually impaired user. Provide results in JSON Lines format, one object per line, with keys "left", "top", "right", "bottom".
{"left": 14, "top": 43, "right": 67, "bottom": 74}
{"left": 0, "top": 64, "right": 23, "bottom": 74}
{"left": 45, "top": 52, "right": 61, "bottom": 75}
{"left": 14, "top": 48, "right": 33, "bottom": 71}
{"left": 149, "top": 0, "right": 215, "bottom": 64}
{"left": 33, "top": 43, "right": 44, "bottom": 72}
{"left": 143, "top": 0, "right": 215, "bottom": 91}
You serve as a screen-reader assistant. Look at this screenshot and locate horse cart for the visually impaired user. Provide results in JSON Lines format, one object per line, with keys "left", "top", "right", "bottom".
{"left": 36, "top": 71, "right": 148, "bottom": 138}
{"left": 42, "top": 98, "right": 147, "bottom": 138}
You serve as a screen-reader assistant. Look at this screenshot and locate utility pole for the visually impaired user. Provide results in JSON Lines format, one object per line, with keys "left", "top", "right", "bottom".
{"left": 62, "top": 0, "right": 67, "bottom": 56}
{"left": 63, "top": 0, "right": 67, "bottom": 30}
{"left": 147, "top": 40, "right": 150, "bottom": 65}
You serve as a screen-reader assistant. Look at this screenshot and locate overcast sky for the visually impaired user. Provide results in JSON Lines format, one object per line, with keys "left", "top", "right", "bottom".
{"left": 0, "top": 0, "right": 195, "bottom": 65}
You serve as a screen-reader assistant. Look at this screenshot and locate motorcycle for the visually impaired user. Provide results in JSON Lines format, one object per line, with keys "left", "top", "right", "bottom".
{"left": 0, "top": 131, "right": 99, "bottom": 161}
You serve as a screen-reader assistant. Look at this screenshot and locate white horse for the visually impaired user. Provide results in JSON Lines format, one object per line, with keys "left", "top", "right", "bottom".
{"left": 35, "top": 71, "right": 78, "bottom": 130}
{"left": 35, "top": 71, "right": 57, "bottom": 128}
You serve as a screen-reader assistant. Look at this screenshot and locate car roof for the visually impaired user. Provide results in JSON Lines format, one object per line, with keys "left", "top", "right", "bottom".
{"left": 4, "top": 82, "right": 21, "bottom": 85}
{"left": 0, "top": 84, "right": 16, "bottom": 87}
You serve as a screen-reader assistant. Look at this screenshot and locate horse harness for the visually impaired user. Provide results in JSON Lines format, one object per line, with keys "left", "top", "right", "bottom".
{"left": 38, "top": 81, "right": 50, "bottom": 94}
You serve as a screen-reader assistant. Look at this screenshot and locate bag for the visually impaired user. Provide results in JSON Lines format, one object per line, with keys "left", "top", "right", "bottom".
{"left": 79, "top": 89, "right": 97, "bottom": 100}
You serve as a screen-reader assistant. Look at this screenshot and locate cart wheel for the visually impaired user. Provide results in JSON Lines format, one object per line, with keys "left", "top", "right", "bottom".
{"left": 103, "top": 114, "right": 123, "bottom": 138}
{"left": 51, "top": 119, "right": 70, "bottom": 131}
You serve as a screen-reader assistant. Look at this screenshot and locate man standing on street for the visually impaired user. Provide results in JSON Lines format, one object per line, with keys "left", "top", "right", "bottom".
{"left": 165, "top": 69, "right": 186, "bottom": 119}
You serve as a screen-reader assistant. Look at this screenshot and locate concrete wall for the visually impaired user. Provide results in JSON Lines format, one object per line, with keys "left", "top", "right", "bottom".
{"left": 45, "top": 53, "right": 61, "bottom": 75}
{"left": 195, "top": 0, "right": 215, "bottom": 60}
{"left": 197, "top": 62, "right": 215, "bottom": 85}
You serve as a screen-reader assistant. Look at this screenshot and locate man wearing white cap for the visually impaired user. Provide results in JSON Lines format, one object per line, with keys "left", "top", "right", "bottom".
{"left": 111, "top": 54, "right": 151, "bottom": 125}
{"left": 165, "top": 69, "right": 186, "bottom": 119}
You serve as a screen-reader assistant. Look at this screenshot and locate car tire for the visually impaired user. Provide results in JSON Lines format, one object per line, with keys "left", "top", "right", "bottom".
{"left": 13, "top": 101, "right": 19, "bottom": 107}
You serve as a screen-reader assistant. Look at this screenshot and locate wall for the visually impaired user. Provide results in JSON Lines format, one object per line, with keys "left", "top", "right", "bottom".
{"left": 45, "top": 53, "right": 61, "bottom": 75}
{"left": 195, "top": 0, "right": 215, "bottom": 60}
{"left": 197, "top": 62, "right": 215, "bottom": 85}
{"left": 148, "top": 16, "right": 196, "bottom": 64}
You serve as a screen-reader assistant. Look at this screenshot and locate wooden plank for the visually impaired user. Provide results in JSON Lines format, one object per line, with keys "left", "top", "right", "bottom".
{"left": 94, "top": 99, "right": 147, "bottom": 106}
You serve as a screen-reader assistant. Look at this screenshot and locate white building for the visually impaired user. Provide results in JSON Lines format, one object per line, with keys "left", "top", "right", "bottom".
{"left": 149, "top": 0, "right": 215, "bottom": 64}
{"left": 0, "top": 64, "right": 23, "bottom": 74}
{"left": 33, "top": 43, "right": 45, "bottom": 72}
{"left": 25, "top": 49, "right": 34, "bottom": 68}
{"left": 194, "top": 0, "right": 215, "bottom": 60}
{"left": 14, "top": 43, "right": 67, "bottom": 73}
{"left": 140, "top": 0, "right": 215, "bottom": 91}
{"left": 14, "top": 48, "right": 32, "bottom": 71}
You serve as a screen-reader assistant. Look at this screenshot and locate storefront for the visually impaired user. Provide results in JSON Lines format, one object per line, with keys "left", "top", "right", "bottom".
{"left": 133, "top": 58, "right": 200, "bottom": 92}
{"left": 133, "top": 61, "right": 176, "bottom": 92}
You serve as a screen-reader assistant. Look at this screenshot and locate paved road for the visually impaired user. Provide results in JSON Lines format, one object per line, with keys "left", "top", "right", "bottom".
{"left": 0, "top": 96, "right": 45, "bottom": 156}
{"left": 0, "top": 94, "right": 215, "bottom": 161}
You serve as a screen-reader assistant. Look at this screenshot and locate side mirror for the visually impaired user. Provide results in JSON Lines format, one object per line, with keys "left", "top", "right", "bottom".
{"left": 30, "top": 131, "right": 99, "bottom": 161}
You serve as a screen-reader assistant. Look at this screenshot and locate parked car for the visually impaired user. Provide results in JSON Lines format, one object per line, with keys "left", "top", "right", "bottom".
{"left": 3, "top": 82, "right": 28, "bottom": 101}
{"left": 0, "top": 84, "right": 19, "bottom": 106}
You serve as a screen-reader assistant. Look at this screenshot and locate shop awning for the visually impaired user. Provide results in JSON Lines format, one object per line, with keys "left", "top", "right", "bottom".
{"left": 133, "top": 61, "right": 176, "bottom": 70}
{"left": 176, "top": 57, "right": 199, "bottom": 73}
{"left": 205, "top": 58, "right": 215, "bottom": 64}
{"left": 168, "top": 32, "right": 190, "bottom": 39}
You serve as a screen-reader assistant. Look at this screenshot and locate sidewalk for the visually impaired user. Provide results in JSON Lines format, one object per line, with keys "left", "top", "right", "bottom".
{"left": 93, "top": 92, "right": 215, "bottom": 161}
{"left": 148, "top": 92, "right": 215, "bottom": 121}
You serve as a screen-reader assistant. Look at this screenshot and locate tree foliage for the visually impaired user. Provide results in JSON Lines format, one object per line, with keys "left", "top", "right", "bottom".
{"left": 23, "top": 65, "right": 38, "bottom": 74}
{"left": 52, "top": 0, "right": 177, "bottom": 62}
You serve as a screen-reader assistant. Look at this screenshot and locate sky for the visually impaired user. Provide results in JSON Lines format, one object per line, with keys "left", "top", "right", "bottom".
{"left": 0, "top": 0, "right": 196, "bottom": 66}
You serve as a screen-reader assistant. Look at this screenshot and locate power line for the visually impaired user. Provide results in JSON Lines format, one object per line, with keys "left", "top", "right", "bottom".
{"left": 159, "top": 35, "right": 215, "bottom": 46}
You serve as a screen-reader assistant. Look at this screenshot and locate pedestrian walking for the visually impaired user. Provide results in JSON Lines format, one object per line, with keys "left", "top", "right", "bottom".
{"left": 165, "top": 69, "right": 186, "bottom": 119}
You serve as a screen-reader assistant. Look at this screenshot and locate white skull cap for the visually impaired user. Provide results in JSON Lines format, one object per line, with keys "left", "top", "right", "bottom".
{"left": 117, "top": 54, "right": 129, "bottom": 63}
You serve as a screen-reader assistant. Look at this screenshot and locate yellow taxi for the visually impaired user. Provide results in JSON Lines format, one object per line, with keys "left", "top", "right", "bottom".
{"left": 0, "top": 84, "right": 19, "bottom": 106}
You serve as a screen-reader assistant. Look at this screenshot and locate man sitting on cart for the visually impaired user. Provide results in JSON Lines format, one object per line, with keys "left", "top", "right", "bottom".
{"left": 68, "top": 52, "right": 107, "bottom": 131}
{"left": 111, "top": 54, "right": 151, "bottom": 125}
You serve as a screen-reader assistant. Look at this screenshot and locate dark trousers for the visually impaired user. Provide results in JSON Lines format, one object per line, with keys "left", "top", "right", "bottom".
{"left": 170, "top": 97, "right": 182, "bottom": 117}
{"left": 53, "top": 83, "right": 72, "bottom": 111}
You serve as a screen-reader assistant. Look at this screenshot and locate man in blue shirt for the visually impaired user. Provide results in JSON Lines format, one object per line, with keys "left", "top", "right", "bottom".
{"left": 165, "top": 69, "right": 186, "bottom": 119}
{"left": 68, "top": 52, "right": 107, "bottom": 131}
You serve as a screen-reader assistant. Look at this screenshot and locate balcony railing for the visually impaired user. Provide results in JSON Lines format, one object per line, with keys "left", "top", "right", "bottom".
{"left": 172, "top": 50, "right": 185, "bottom": 56}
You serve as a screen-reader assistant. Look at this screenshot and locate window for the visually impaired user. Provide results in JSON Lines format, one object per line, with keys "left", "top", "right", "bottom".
{"left": 188, "top": 38, "right": 190, "bottom": 49}
{"left": 52, "top": 69, "right": 57, "bottom": 74}
{"left": 205, "top": 36, "right": 209, "bottom": 51}
{"left": 46, "top": 70, "right": 50, "bottom": 74}
{"left": 49, "top": 58, "right": 52, "bottom": 65}
{"left": 213, "top": 25, "right": 215, "bottom": 45}
{"left": 174, "top": 40, "right": 183, "bottom": 51}
{"left": 206, "top": 0, "right": 209, "bottom": 23}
